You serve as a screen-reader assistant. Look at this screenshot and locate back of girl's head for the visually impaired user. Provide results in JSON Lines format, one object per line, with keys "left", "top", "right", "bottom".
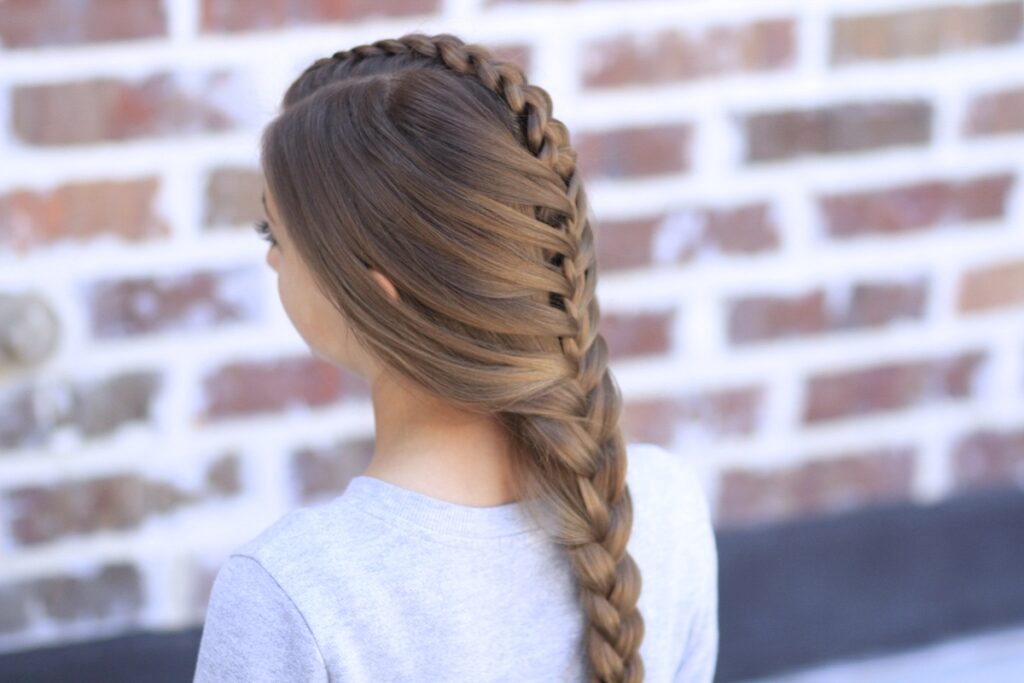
{"left": 259, "top": 33, "right": 645, "bottom": 682}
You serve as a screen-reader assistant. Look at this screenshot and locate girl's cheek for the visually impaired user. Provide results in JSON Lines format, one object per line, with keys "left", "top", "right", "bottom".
{"left": 277, "top": 276, "right": 319, "bottom": 347}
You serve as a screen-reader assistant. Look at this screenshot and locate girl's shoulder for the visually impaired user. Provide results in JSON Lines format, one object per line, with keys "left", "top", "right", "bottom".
{"left": 624, "top": 441, "right": 720, "bottom": 679}
{"left": 624, "top": 440, "right": 717, "bottom": 581}
{"left": 625, "top": 441, "right": 712, "bottom": 523}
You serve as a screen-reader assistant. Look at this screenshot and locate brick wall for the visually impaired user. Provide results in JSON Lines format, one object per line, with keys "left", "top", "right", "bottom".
{"left": 1, "top": 0, "right": 1022, "bottom": 657}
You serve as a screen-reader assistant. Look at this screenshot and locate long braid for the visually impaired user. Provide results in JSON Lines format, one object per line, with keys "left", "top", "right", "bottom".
{"left": 283, "top": 33, "right": 645, "bottom": 682}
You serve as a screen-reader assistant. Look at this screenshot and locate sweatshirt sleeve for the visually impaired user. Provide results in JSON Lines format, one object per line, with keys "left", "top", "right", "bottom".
{"left": 193, "top": 554, "right": 328, "bottom": 683}
{"left": 672, "top": 460, "right": 720, "bottom": 683}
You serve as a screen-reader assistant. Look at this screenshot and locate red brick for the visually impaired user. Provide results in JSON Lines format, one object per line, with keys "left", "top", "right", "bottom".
{"left": 717, "top": 446, "right": 915, "bottom": 528}
{"left": 831, "top": 2, "right": 1023, "bottom": 65}
{"left": 698, "top": 204, "right": 781, "bottom": 254}
{"left": 840, "top": 279, "right": 929, "bottom": 328}
{"left": 728, "top": 290, "right": 828, "bottom": 344}
{"left": 201, "top": 0, "right": 439, "bottom": 32}
{"left": 7, "top": 474, "right": 194, "bottom": 546}
{"left": 599, "top": 310, "right": 674, "bottom": 359}
{"left": 594, "top": 216, "right": 659, "bottom": 271}
{"left": 957, "top": 259, "right": 1024, "bottom": 313}
{"left": 622, "top": 386, "right": 763, "bottom": 446}
{"left": 31, "top": 563, "right": 142, "bottom": 621}
{"left": 12, "top": 71, "right": 249, "bottom": 146}
{"left": 0, "top": 371, "right": 162, "bottom": 450}
{"left": 0, "top": 0, "right": 166, "bottom": 49}
{"left": 292, "top": 439, "right": 374, "bottom": 502}
{"left": 84, "top": 267, "right": 263, "bottom": 338}
{"left": 205, "top": 453, "right": 242, "bottom": 496}
{"left": 0, "top": 388, "right": 36, "bottom": 451}
{"left": 964, "top": 87, "right": 1024, "bottom": 137}
{"left": 199, "top": 355, "right": 367, "bottom": 421}
{"left": 204, "top": 167, "right": 263, "bottom": 228}
{"left": 75, "top": 372, "right": 163, "bottom": 437}
{"left": 192, "top": 562, "right": 220, "bottom": 617}
{"left": 818, "top": 173, "right": 1014, "bottom": 239}
{"left": 0, "top": 177, "right": 169, "bottom": 251}
{"left": 743, "top": 100, "right": 931, "bottom": 163}
{"left": 802, "top": 350, "right": 985, "bottom": 423}
{"left": 951, "top": 427, "right": 1024, "bottom": 492}
{"left": 0, "top": 565, "right": 141, "bottom": 631}
{"left": 582, "top": 19, "right": 795, "bottom": 88}
{"left": 576, "top": 123, "right": 692, "bottom": 180}
{"left": 595, "top": 203, "right": 780, "bottom": 272}
{"left": 0, "top": 586, "right": 29, "bottom": 633}
{"left": 728, "top": 278, "right": 928, "bottom": 344}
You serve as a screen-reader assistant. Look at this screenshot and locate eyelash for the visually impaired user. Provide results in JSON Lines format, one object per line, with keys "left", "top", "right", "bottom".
{"left": 253, "top": 219, "right": 277, "bottom": 247}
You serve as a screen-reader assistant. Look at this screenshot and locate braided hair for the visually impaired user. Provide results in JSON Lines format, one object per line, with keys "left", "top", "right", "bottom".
{"left": 259, "top": 32, "right": 645, "bottom": 682}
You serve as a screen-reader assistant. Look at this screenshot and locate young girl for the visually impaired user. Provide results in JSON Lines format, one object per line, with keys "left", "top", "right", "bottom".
{"left": 193, "top": 32, "right": 718, "bottom": 683}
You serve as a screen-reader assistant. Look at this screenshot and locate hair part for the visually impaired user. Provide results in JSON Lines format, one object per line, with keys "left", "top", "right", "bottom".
{"left": 259, "top": 32, "right": 645, "bottom": 682}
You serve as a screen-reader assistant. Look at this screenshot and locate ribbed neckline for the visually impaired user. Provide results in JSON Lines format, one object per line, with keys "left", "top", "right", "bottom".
{"left": 339, "top": 475, "right": 544, "bottom": 539}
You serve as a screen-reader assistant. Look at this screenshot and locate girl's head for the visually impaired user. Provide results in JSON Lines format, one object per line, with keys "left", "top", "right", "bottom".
{"left": 257, "top": 187, "right": 398, "bottom": 381}
{"left": 258, "top": 32, "right": 645, "bottom": 681}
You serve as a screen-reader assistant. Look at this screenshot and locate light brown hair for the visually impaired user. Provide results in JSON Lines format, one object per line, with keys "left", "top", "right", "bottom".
{"left": 259, "top": 32, "right": 644, "bottom": 682}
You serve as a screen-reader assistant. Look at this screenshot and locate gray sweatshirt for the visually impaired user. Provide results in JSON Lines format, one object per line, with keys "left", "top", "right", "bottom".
{"left": 193, "top": 441, "right": 719, "bottom": 682}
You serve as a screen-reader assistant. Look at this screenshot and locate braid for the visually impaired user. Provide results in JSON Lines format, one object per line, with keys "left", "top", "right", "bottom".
{"left": 280, "top": 33, "right": 645, "bottom": 682}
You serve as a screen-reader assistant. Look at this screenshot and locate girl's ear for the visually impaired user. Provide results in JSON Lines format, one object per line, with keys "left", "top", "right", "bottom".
{"left": 368, "top": 268, "right": 399, "bottom": 302}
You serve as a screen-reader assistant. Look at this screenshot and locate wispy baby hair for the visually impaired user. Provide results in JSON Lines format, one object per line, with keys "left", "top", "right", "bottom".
{"left": 259, "top": 32, "right": 644, "bottom": 682}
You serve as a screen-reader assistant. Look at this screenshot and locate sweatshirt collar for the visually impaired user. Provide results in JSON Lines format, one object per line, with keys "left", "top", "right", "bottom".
{"left": 338, "top": 474, "right": 544, "bottom": 539}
